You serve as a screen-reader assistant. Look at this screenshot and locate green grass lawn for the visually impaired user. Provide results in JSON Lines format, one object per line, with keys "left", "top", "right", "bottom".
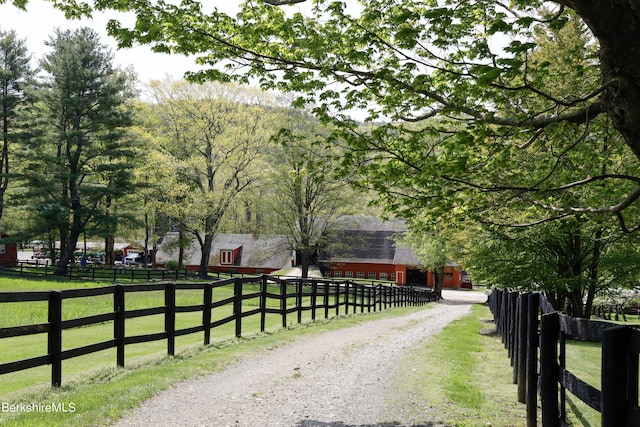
{"left": 388, "top": 303, "right": 530, "bottom": 427}
{"left": 0, "top": 277, "right": 337, "bottom": 395}
{"left": 389, "top": 303, "right": 613, "bottom": 427}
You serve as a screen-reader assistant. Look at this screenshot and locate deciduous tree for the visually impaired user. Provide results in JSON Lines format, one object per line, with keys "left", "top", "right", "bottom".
{"left": 142, "top": 79, "right": 270, "bottom": 278}
{"left": 52, "top": 0, "right": 639, "bottom": 230}
{"left": 267, "top": 110, "right": 359, "bottom": 277}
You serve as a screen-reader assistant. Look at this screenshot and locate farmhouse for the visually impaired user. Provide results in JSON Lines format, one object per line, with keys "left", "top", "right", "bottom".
{"left": 155, "top": 232, "right": 294, "bottom": 275}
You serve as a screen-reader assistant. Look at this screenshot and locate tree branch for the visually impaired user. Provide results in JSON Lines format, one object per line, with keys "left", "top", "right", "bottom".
{"left": 263, "top": 0, "right": 307, "bottom": 5}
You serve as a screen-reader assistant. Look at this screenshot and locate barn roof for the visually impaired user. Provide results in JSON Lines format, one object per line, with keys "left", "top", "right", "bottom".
{"left": 320, "top": 216, "right": 423, "bottom": 267}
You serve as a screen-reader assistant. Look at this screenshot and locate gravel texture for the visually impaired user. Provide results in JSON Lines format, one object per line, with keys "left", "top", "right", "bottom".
{"left": 115, "top": 290, "right": 487, "bottom": 427}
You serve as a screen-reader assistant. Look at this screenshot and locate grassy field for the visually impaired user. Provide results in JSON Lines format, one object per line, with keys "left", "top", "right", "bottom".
{"left": 389, "top": 304, "right": 530, "bottom": 426}
{"left": 0, "top": 277, "right": 330, "bottom": 395}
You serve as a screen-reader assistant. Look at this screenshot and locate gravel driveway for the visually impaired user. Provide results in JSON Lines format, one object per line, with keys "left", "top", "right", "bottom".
{"left": 115, "top": 290, "right": 487, "bottom": 427}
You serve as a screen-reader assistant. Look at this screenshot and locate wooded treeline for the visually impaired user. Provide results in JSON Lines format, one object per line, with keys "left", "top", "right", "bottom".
{"left": 0, "top": 26, "right": 366, "bottom": 279}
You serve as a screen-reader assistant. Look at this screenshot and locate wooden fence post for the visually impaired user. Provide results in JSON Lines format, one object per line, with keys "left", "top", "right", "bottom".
{"left": 526, "top": 293, "right": 539, "bottom": 427}
{"left": 500, "top": 290, "right": 508, "bottom": 344}
{"left": 234, "top": 278, "right": 243, "bottom": 337}
{"left": 517, "top": 293, "right": 529, "bottom": 403}
{"left": 296, "top": 279, "right": 303, "bottom": 324}
{"left": 203, "top": 283, "right": 213, "bottom": 344}
{"left": 281, "top": 279, "right": 287, "bottom": 328}
{"left": 114, "top": 284, "right": 125, "bottom": 367}
{"left": 601, "top": 325, "right": 637, "bottom": 427}
{"left": 323, "top": 282, "right": 330, "bottom": 319}
{"left": 260, "top": 276, "right": 267, "bottom": 333}
{"left": 345, "top": 282, "right": 350, "bottom": 315}
{"left": 540, "top": 312, "right": 560, "bottom": 427}
{"left": 165, "top": 282, "right": 176, "bottom": 355}
{"left": 311, "top": 280, "right": 318, "bottom": 321}
{"left": 48, "top": 290, "right": 62, "bottom": 387}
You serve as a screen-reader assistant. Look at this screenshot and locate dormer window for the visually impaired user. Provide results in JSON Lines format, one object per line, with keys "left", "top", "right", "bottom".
{"left": 220, "top": 245, "right": 242, "bottom": 266}
{"left": 220, "top": 249, "right": 234, "bottom": 265}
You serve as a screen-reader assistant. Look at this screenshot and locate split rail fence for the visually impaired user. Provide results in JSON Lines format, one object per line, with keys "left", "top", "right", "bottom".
{"left": 489, "top": 289, "right": 640, "bottom": 427}
{"left": 0, "top": 275, "right": 436, "bottom": 388}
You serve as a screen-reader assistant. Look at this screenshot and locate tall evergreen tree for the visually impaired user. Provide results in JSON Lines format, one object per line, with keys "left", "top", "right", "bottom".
{"left": 19, "top": 27, "right": 136, "bottom": 274}
{"left": 0, "top": 28, "right": 32, "bottom": 223}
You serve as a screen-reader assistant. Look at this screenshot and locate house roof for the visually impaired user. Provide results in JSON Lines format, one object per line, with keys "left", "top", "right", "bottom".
{"left": 156, "top": 232, "right": 293, "bottom": 269}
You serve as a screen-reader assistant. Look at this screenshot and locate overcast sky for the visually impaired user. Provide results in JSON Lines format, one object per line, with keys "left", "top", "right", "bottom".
{"left": 0, "top": 0, "right": 237, "bottom": 83}
{"left": 1, "top": 0, "right": 369, "bottom": 120}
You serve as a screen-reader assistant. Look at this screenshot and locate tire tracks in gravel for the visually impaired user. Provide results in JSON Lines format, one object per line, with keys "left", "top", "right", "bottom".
{"left": 114, "top": 290, "right": 487, "bottom": 427}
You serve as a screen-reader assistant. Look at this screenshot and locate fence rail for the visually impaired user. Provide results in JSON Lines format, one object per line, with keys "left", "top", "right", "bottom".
{"left": 0, "top": 274, "right": 436, "bottom": 387}
{"left": 489, "top": 289, "right": 640, "bottom": 427}
{"left": 1, "top": 261, "right": 196, "bottom": 282}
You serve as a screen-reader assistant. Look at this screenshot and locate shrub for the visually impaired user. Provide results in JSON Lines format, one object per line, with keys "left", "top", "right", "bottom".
{"left": 164, "top": 260, "right": 180, "bottom": 270}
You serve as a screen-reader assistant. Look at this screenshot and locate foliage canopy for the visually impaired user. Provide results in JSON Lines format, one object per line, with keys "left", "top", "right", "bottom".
{"left": 10, "top": 0, "right": 633, "bottom": 232}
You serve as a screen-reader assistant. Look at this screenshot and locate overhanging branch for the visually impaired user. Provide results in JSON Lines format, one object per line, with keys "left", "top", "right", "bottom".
{"left": 263, "top": 0, "right": 307, "bottom": 5}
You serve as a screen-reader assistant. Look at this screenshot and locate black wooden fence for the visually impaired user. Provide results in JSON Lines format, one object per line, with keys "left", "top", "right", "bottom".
{"left": 0, "top": 275, "right": 436, "bottom": 388}
{"left": 489, "top": 289, "right": 640, "bottom": 427}
{"left": 2, "top": 261, "right": 196, "bottom": 282}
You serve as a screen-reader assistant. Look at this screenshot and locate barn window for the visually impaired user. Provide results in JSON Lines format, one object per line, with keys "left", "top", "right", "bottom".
{"left": 380, "top": 272, "right": 388, "bottom": 280}
{"left": 368, "top": 272, "right": 376, "bottom": 279}
{"left": 220, "top": 250, "right": 233, "bottom": 265}
{"left": 357, "top": 271, "right": 365, "bottom": 279}
{"left": 345, "top": 271, "right": 353, "bottom": 278}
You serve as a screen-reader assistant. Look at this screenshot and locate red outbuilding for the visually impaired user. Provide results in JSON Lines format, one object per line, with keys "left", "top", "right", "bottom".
{"left": 0, "top": 234, "right": 18, "bottom": 267}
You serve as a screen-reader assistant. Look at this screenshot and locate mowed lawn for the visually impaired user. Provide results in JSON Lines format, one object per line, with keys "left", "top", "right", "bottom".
{"left": 0, "top": 277, "right": 319, "bottom": 396}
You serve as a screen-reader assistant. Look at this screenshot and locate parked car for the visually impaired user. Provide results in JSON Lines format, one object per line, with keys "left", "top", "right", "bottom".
{"left": 124, "top": 252, "right": 151, "bottom": 266}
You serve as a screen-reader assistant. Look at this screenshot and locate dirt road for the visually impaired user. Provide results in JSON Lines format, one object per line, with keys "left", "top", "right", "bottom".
{"left": 114, "top": 290, "right": 487, "bottom": 427}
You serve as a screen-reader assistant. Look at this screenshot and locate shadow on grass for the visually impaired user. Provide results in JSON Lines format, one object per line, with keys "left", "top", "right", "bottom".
{"left": 566, "top": 394, "right": 595, "bottom": 427}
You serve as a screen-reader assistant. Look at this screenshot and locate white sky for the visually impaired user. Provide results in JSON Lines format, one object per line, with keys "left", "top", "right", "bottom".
{"left": 0, "top": 0, "right": 242, "bottom": 83}
{"left": 0, "top": 0, "right": 369, "bottom": 119}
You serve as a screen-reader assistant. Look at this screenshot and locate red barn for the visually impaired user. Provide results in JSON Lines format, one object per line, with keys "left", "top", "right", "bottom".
{"left": 427, "top": 264, "right": 473, "bottom": 289}
{"left": 319, "top": 217, "right": 471, "bottom": 288}
{"left": 0, "top": 234, "right": 18, "bottom": 267}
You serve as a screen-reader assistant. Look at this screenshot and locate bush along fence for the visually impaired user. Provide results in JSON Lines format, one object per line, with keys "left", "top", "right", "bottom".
{"left": 0, "top": 275, "right": 437, "bottom": 388}
{"left": 489, "top": 289, "right": 640, "bottom": 427}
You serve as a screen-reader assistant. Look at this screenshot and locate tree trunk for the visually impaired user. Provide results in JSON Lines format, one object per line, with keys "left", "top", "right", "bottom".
{"left": 300, "top": 250, "right": 310, "bottom": 278}
{"left": 433, "top": 268, "right": 443, "bottom": 300}
{"left": 104, "top": 235, "right": 115, "bottom": 265}
{"left": 584, "top": 229, "right": 603, "bottom": 319}
{"left": 55, "top": 227, "right": 81, "bottom": 276}
{"left": 561, "top": 0, "right": 640, "bottom": 159}
{"left": 198, "top": 232, "right": 213, "bottom": 279}
{"left": 178, "top": 228, "right": 185, "bottom": 268}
